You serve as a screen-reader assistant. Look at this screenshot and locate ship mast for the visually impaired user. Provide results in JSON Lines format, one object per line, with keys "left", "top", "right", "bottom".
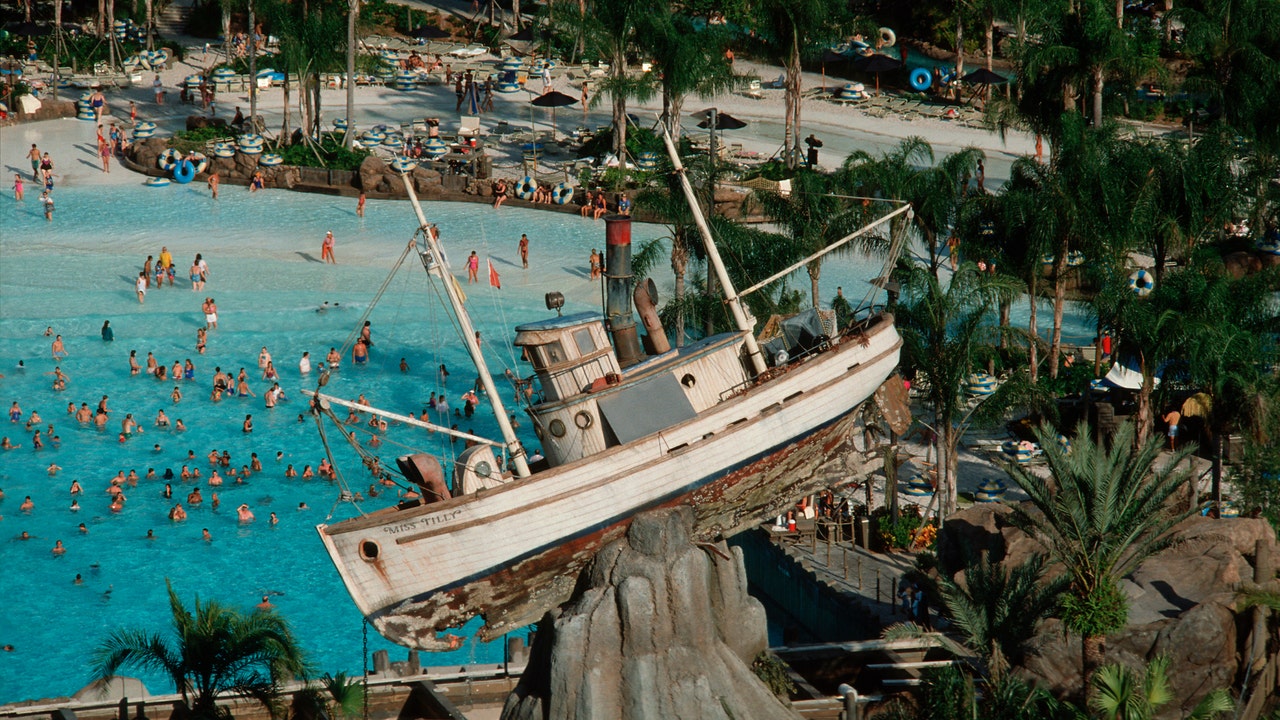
{"left": 658, "top": 124, "right": 769, "bottom": 377}
{"left": 400, "top": 173, "right": 532, "bottom": 479}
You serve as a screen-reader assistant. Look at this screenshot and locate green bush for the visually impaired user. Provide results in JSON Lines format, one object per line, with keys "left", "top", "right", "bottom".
{"left": 278, "top": 134, "right": 370, "bottom": 171}
{"left": 877, "top": 512, "right": 923, "bottom": 551}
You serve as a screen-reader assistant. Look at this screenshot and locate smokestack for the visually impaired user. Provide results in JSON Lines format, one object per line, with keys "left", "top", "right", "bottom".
{"left": 604, "top": 215, "right": 644, "bottom": 367}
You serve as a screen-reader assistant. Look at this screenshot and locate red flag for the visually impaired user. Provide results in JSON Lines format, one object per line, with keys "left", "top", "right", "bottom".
{"left": 488, "top": 259, "right": 501, "bottom": 289}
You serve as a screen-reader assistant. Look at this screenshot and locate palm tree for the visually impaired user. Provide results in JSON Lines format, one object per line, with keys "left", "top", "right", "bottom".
{"left": 344, "top": 0, "right": 357, "bottom": 149}
{"left": 753, "top": 168, "right": 885, "bottom": 308}
{"left": 1002, "top": 420, "right": 1197, "bottom": 699}
{"left": 939, "top": 554, "right": 1067, "bottom": 677}
{"left": 741, "top": 0, "right": 855, "bottom": 168}
{"left": 635, "top": 13, "right": 740, "bottom": 141}
{"left": 893, "top": 260, "right": 1018, "bottom": 517}
{"left": 840, "top": 137, "right": 983, "bottom": 277}
{"left": 90, "top": 581, "right": 310, "bottom": 720}
{"left": 292, "top": 671, "right": 365, "bottom": 720}
{"left": 1089, "top": 656, "right": 1233, "bottom": 720}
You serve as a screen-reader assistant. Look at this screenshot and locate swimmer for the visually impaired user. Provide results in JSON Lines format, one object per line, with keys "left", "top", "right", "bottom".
{"left": 20, "top": 496, "right": 34, "bottom": 512}
{"left": 256, "top": 594, "right": 274, "bottom": 611}
{"left": 50, "top": 463, "right": 64, "bottom": 477}
{"left": 258, "top": 347, "right": 272, "bottom": 370}
{"left": 400, "top": 358, "right": 409, "bottom": 373}
{"left": 298, "top": 502, "right": 309, "bottom": 510}
{"left": 207, "top": 171, "right": 219, "bottom": 199}
{"left": 70, "top": 499, "right": 80, "bottom": 512}
{"left": 237, "top": 504, "right": 255, "bottom": 523}
{"left": 269, "top": 512, "right": 278, "bottom": 525}
{"left": 242, "top": 414, "right": 253, "bottom": 433}
{"left": 175, "top": 419, "right": 187, "bottom": 432}
{"left": 202, "top": 528, "right": 212, "bottom": 542}
{"left": 129, "top": 350, "right": 141, "bottom": 375}
{"left": 299, "top": 351, "right": 311, "bottom": 374}
{"left": 326, "top": 347, "right": 342, "bottom": 369}
{"left": 51, "top": 335, "right": 68, "bottom": 361}
{"left": 69, "top": 479, "right": 81, "bottom": 494}
{"left": 187, "top": 488, "right": 203, "bottom": 504}
{"left": 184, "top": 359, "right": 196, "bottom": 379}
{"left": 211, "top": 491, "right": 220, "bottom": 508}
{"left": 171, "top": 360, "right": 182, "bottom": 379}
{"left": 164, "top": 483, "right": 172, "bottom": 498}
{"left": 52, "top": 540, "right": 66, "bottom": 555}
{"left": 78, "top": 522, "right": 88, "bottom": 534}
{"left": 146, "top": 529, "right": 155, "bottom": 540}
{"left": 236, "top": 377, "right": 254, "bottom": 397}
{"left": 156, "top": 409, "right": 170, "bottom": 427}
{"left": 169, "top": 503, "right": 187, "bottom": 521}
{"left": 74, "top": 573, "right": 83, "bottom": 584}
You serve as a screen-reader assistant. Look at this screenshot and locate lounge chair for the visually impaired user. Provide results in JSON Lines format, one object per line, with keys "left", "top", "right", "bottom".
{"left": 458, "top": 115, "right": 482, "bottom": 140}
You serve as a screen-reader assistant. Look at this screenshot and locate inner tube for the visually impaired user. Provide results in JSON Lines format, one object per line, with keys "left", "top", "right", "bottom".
{"left": 1128, "top": 268, "right": 1155, "bottom": 297}
{"left": 258, "top": 153, "right": 283, "bottom": 167}
{"left": 908, "top": 67, "right": 932, "bottom": 91}
{"left": 514, "top": 176, "right": 536, "bottom": 200}
{"left": 552, "top": 183, "right": 574, "bottom": 205}
{"left": 145, "top": 177, "right": 170, "bottom": 187}
{"left": 212, "top": 143, "right": 236, "bottom": 158}
{"left": 391, "top": 158, "right": 418, "bottom": 173}
{"left": 157, "top": 148, "right": 182, "bottom": 171}
{"left": 172, "top": 159, "right": 196, "bottom": 183}
{"left": 878, "top": 27, "right": 896, "bottom": 47}
{"left": 187, "top": 152, "right": 209, "bottom": 174}
{"left": 497, "top": 82, "right": 520, "bottom": 93}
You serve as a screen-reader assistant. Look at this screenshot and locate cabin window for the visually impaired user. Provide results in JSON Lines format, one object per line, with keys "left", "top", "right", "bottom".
{"left": 549, "top": 418, "right": 567, "bottom": 438}
{"left": 359, "top": 540, "right": 380, "bottom": 561}
{"left": 542, "top": 341, "right": 567, "bottom": 366}
{"left": 575, "top": 411, "right": 594, "bottom": 429}
{"left": 573, "top": 328, "right": 597, "bottom": 355}
{"left": 474, "top": 460, "right": 492, "bottom": 478}
{"left": 681, "top": 373, "right": 697, "bottom": 388}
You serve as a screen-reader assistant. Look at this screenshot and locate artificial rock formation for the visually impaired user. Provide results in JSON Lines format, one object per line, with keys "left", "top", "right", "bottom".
{"left": 942, "top": 504, "right": 1277, "bottom": 715}
{"left": 501, "top": 507, "right": 800, "bottom": 720}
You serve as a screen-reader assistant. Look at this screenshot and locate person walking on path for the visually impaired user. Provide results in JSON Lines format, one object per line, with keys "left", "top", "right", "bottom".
{"left": 518, "top": 234, "right": 529, "bottom": 268}
{"left": 321, "top": 231, "right": 336, "bottom": 263}
{"left": 27, "top": 144, "right": 41, "bottom": 181}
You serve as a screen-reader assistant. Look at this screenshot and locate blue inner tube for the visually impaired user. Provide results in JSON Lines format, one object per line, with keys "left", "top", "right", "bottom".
{"left": 515, "top": 176, "right": 536, "bottom": 200}
{"left": 552, "top": 183, "right": 574, "bottom": 205}
{"left": 908, "top": 67, "right": 932, "bottom": 92}
{"left": 172, "top": 160, "right": 196, "bottom": 184}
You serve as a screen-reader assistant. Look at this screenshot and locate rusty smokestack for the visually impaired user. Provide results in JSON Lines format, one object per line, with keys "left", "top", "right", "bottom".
{"left": 604, "top": 215, "right": 644, "bottom": 367}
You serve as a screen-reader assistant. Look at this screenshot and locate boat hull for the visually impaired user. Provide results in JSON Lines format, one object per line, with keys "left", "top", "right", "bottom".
{"left": 317, "top": 316, "right": 901, "bottom": 650}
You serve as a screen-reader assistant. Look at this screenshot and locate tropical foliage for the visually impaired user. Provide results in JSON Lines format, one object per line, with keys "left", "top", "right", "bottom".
{"left": 90, "top": 581, "right": 310, "bottom": 720}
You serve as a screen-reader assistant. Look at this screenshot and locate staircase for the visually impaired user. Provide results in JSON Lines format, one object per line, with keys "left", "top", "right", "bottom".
{"left": 153, "top": 0, "right": 196, "bottom": 41}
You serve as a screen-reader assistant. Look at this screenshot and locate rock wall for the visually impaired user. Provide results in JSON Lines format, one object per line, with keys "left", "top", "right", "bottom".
{"left": 942, "top": 504, "right": 1276, "bottom": 716}
{"left": 501, "top": 507, "right": 800, "bottom": 720}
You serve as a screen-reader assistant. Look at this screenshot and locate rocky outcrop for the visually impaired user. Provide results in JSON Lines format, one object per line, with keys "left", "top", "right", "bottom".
{"left": 942, "top": 505, "right": 1276, "bottom": 715}
{"left": 501, "top": 507, "right": 799, "bottom": 720}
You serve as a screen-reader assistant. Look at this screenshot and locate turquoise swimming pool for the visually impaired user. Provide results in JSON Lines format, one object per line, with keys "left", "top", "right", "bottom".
{"left": 0, "top": 176, "right": 1092, "bottom": 703}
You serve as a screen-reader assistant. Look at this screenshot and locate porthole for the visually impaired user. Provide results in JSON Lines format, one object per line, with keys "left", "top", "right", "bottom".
{"left": 575, "top": 411, "right": 594, "bottom": 429}
{"left": 360, "top": 539, "right": 380, "bottom": 561}
{"left": 474, "top": 460, "right": 492, "bottom": 478}
{"left": 549, "top": 418, "right": 567, "bottom": 438}
{"left": 681, "top": 373, "right": 697, "bottom": 388}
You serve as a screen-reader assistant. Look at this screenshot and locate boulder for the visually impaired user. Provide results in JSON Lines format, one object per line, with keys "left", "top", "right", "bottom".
{"left": 501, "top": 507, "right": 799, "bottom": 720}
{"left": 358, "top": 155, "right": 387, "bottom": 193}
{"left": 130, "top": 137, "right": 170, "bottom": 172}
{"left": 185, "top": 115, "right": 228, "bottom": 132}
{"left": 944, "top": 507, "right": 1275, "bottom": 714}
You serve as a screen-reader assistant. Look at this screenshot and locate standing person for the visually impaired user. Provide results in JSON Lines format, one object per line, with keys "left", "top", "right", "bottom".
{"left": 129, "top": 100, "right": 137, "bottom": 126}
{"left": 518, "top": 233, "right": 529, "bottom": 268}
{"left": 98, "top": 137, "right": 111, "bottom": 173}
{"left": 196, "top": 254, "right": 209, "bottom": 283}
{"left": 27, "top": 144, "right": 41, "bottom": 181}
{"left": 13, "top": 173, "right": 23, "bottom": 201}
{"left": 51, "top": 334, "right": 68, "bottom": 361}
{"left": 540, "top": 63, "right": 551, "bottom": 92}
{"left": 40, "top": 190, "right": 53, "bottom": 220}
{"left": 89, "top": 87, "right": 107, "bottom": 121}
{"left": 321, "top": 231, "right": 336, "bottom": 264}
{"left": 589, "top": 249, "right": 601, "bottom": 279}
{"left": 1162, "top": 408, "right": 1181, "bottom": 451}
{"left": 189, "top": 260, "right": 203, "bottom": 291}
{"left": 101, "top": 321, "right": 114, "bottom": 342}
{"left": 356, "top": 192, "right": 365, "bottom": 217}
{"left": 466, "top": 251, "right": 480, "bottom": 283}
{"left": 976, "top": 160, "right": 985, "bottom": 193}
{"left": 153, "top": 74, "right": 164, "bottom": 104}
{"left": 159, "top": 246, "right": 173, "bottom": 284}
{"left": 580, "top": 82, "right": 589, "bottom": 119}
{"left": 804, "top": 134, "right": 822, "bottom": 168}
{"left": 455, "top": 75, "right": 465, "bottom": 112}
{"left": 143, "top": 255, "right": 154, "bottom": 288}
{"left": 136, "top": 272, "right": 148, "bottom": 303}
{"left": 207, "top": 172, "right": 219, "bottom": 199}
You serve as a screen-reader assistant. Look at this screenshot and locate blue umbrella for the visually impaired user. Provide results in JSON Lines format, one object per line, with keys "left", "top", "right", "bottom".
{"left": 466, "top": 80, "right": 481, "bottom": 115}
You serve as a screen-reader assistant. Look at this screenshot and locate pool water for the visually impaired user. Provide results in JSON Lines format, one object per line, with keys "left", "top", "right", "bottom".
{"left": 0, "top": 179, "right": 1091, "bottom": 703}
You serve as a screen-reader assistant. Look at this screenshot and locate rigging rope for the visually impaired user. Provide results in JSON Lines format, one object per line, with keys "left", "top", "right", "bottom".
{"left": 337, "top": 238, "right": 417, "bottom": 360}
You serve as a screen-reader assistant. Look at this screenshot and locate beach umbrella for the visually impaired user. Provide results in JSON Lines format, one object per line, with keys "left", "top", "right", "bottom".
{"left": 466, "top": 80, "right": 481, "bottom": 115}
{"left": 961, "top": 67, "right": 1007, "bottom": 85}
{"left": 854, "top": 53, "right": 902, "bottom": 95}
{"left": 695, "top": 111, "right": 747, "bottom": 131}
{"left": 530, "top": 89, "right": 576, "bottom": 140}
{"left": 820, "top": 49, "right": 846, "bottom": 93}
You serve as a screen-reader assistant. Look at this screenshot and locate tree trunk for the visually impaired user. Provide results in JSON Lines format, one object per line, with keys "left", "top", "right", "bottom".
{"left": 984, "top": 11, "right": 994, "bottom": 102}
{"left": 220, "top": 3, "right": 228, "bottom": 60}
{"left": 346, "top": 0, "right": 357, "bottom": 148}
{"left": 998, "top": 296, "right": 1010, "bottom": 350}
{"left": 672, "top": 243, "right": 687, "bottom": 347}
{"left": 1091, "top": 65, "right": 1104, "bottom": 127}
{"left": 1115, "top": 0, "right": 1124, "bottom": 27}
{"left": 24, "top": 0, "right": 30, "bottom": 23}
{"left": 783, "top": 30, "right": 801, "bottom": 168}
{"left": 280, "top": 73, "right": 291, "bottom": 138}
{"left": 611, "top": 51, "right": 628, "bottom": 162}
{"left": 107, "top": 0, "right": 116, "bottom": 69}
{"left": 98, "top": 0, "right": 106, "bottom": 38}
{"left": 1163, "top": 0, "right": 1173, "bottom": 43}
{"left": 942, "top": 421, "right": 959, "bottom": 517}
{"left": 807, "top": 260, "right": 821, "bottom": 310}
{"left": 1082, "top": 633, "right": 1106, "bottom": 702}
{"left": 1048, "top": 247, "right": 1068, "bottom": 379}
{"left": 954, "top": 6, "right": 964, "bottom": 102}
{"left": 1028, "top": 272, "right": 1039, "bottom": 383}
{"left": 1211, "top": 427, "right": 1223, "bottom": 517}
{"left": 1136, "top": 357, "right": 1155, "bottom": 448}
{"left": 248, "top": 0, "right": 257, "bottom": 124}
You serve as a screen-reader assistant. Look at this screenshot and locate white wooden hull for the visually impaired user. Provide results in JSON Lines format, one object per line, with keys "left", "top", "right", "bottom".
{"left": 317, "top": 315, "right": 901, "bottom": 649}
